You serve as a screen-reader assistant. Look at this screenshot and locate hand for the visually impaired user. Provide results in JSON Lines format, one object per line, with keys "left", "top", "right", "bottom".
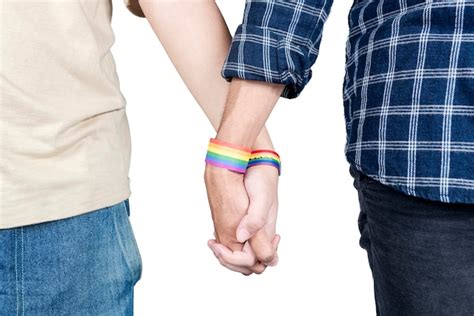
{"left": 205, "top": 164, "right": 280, "bottom": 275}
{"left": 204, "top": 165, "right": 266, "bottom": 275}
{"left": 242, "top": 165, "right": 280, "bottom": 266}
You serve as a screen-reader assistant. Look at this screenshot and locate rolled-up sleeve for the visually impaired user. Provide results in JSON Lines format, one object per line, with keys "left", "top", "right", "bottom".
{"left": 222, "top": 0, "right": 333, "bottom": 99}
{"left": 124, "top": 0, "right": 145, "bottom": 18}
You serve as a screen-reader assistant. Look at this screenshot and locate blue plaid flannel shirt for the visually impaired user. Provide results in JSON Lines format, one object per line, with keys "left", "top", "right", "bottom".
{"left": 222, "top": 0, "right": 474, "bottom": 204}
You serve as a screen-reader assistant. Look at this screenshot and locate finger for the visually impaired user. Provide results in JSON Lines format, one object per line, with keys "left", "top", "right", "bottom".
{"left": 208, "top": 238, "right": 242, "bottom": 253}
{"left": 243, "top": 241, "right": 267, "bottom": 274}
{"left": 250, "top": 232, "right": 277, "bottom": 264}
{"left": 249, "top": 262, "right": 267, "bottom": 274}
{"left": 208, "top": 241, "right": 266, "bottom": 275}
{"left": 236, "top": 200, "right": 270, "bottom": 243}
{"left": 273, "top": 234, "right": 281, "bottom": 250}
{"left": 208, "top": 239, "right": 219, "bottom": 258}
{"left": 209, "top": 240, "right": 254, "bottom": 275}
{"left": 230, "top": 242, "right": 265, "bottom": 274}
{"left": 243, "top": 242, "right": 267, "bottom": 274}
{"left": 211, "top": 241, "right": 257, "bottom": 267}
{"left": 217, "top": 256, "right": 254, "bottom": 276}
{"left": 267, "top": 234, "right": 281, "bottom": 267}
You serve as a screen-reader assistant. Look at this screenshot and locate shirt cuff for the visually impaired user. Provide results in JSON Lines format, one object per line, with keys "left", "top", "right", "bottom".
{"left": 221, "top": 24, "right": 315, "bottom": 99}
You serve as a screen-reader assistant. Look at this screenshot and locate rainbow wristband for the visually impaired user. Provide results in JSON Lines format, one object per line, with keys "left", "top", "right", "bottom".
{"left": 247, "top": 149, "right": 281, "bottom": 175}
{"left": 205, "top": 138, "right": 252, "bottom": 174}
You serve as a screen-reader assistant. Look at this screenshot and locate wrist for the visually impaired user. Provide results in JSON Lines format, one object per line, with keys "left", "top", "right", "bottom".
{"left": 215, "top": 78, "right": 284, "bottom": 151}
{"left": 205, "top": 138, "right": 252, "bottom": 174}
{"left": 248, "top": 149, "right": 281, "bottom": 175}
{"left": 216, "top": 124, "right": 274, "bottom": 152}
{"left": 204, "top": 163, "right": 243, "bottom": 181}
{"left": 252, "top": 127, "right": 274, "bottom": 151}
{"left": 215, "top": 125, "right": 256, "bottom": 149}
{"left": 204, "top": 138, "right": 281, "bottom": 176}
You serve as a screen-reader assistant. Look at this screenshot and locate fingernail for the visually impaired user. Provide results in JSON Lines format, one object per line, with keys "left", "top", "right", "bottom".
{"left": 237, "top": 229, "right": 251, "bottom": 242}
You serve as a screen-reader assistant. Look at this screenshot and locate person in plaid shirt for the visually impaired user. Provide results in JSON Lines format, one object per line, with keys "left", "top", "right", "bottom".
{"left": 174, "top": 0, "right": 473, "bottom": 314}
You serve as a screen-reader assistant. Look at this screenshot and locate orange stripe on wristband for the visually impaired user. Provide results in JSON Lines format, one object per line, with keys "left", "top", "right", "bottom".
{"left": 205, "top": 138, "right": 252, "bottom": 173}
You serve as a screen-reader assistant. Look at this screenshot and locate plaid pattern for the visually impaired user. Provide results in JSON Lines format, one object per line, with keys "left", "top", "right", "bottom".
{"left": 222, "top": 0, "right": 474, "bottom": 204}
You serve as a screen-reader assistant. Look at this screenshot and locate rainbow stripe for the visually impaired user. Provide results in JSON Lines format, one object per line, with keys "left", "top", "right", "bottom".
{"left": 205, "top": 138, "right": 252, "bottom": 173}
{"left": 247, "top": 150, "right": 281, "bottom": 175}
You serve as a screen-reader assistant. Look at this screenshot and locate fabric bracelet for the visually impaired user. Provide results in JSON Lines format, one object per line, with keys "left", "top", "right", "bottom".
{"left": 205, "top": 138, "right": 252, "bottom": 174}
{"left": 247, "top": 149, "right": 281, "bottom": 175}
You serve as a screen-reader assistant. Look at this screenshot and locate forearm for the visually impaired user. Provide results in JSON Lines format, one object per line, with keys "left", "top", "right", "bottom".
{"left": 138, "top": 0, "right": 274, "bottom": 150}
{"left": 217, "top": 79, "right": 284, "bottom": 149}
{"left": 214, "top": 0, "right": 335, "bottom": 146}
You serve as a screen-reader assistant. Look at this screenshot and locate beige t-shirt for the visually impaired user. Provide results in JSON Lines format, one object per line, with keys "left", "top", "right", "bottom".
{"left": 0, "top": 0, "right": 144, "bottom": 229}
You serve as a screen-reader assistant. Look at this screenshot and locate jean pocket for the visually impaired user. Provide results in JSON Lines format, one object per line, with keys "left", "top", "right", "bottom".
{"left": 124, "top": 198, "right": 131, "bottom": 217}
{"left": 361, "top": 173, "right": 379, "bottom": 187}
{"left": 113, "top": 200, "right": 143, "bottom": 286}
{"left": 349, "top": 164, "right": 363, "bottom": 190}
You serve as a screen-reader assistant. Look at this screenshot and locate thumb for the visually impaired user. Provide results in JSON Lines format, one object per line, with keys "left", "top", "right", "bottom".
{"left": 236, "top": 199, "right": 270, "bottom": 243}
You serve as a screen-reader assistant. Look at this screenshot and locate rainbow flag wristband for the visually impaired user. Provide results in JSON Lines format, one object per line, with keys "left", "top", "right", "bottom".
{"left": 247, "top": 149, "right": 281, "bottom": 175}
{"left": 205, "top": 138, "right": 252, "bottom": 174}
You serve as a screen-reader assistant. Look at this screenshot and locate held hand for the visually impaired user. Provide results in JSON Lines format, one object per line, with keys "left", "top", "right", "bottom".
{"left": 206, "top": 164, "right": 280, "bottom": 274}
{"left": 204, "top": 165, "right": 266, "bottom": 275}
{"left": 241, "top": 165, "right": 280, "bottom": 266}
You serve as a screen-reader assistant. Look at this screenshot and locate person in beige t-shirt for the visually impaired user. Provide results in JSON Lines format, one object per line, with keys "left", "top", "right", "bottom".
{"left": 0, "top": 0, "right": 279, "bottom": 313}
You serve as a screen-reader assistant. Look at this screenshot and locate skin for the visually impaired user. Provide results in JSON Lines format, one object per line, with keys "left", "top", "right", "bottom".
{"left": 138, "top": 0, "right": 282, "bottom": 274}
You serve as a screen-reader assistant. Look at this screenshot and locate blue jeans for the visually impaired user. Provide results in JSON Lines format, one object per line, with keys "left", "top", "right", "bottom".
{"left": 0, "top": 198, "right": 142, "bottom": 315}
{"left": 349, "top": 164, "right": 474, "bottom": 315}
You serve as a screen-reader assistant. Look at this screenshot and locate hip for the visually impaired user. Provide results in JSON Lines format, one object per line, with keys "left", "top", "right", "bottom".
{"left": 0, "top": 198, "right": 142, "bottom": 315}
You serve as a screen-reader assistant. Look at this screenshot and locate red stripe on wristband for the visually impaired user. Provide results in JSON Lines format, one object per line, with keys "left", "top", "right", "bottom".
{"left": 247, "top": 149, "right": 281, "bottom": 175}
{"left": 250, "top": 149, "right": 280, "bottom": 158}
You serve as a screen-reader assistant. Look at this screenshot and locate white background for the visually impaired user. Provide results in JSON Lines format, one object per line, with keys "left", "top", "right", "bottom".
{"left": 111, "top": 0, "right": 375, "bottom": 315}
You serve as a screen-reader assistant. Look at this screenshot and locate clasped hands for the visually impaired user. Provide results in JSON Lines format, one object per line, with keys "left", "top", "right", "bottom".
{"left": 204, "top": 164, "right": 280, "bottom": 275}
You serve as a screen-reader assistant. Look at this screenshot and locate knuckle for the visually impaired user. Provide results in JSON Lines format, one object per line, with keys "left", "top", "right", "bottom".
{"left": 249, "top": 215, "right": 266, "bottom": 230}
{"left": 253, "top": 265, "right": 266, "bottom": 275}
{"left": 257, "top": 250, "right": 275, "bottom": 263}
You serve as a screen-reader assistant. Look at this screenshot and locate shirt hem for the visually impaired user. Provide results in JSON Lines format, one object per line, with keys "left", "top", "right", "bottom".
{"left": 346, "top": 157, "right": 474, "bottom": 205}
{"left": 0, "top": 187, "right": 132, "bottom": 229}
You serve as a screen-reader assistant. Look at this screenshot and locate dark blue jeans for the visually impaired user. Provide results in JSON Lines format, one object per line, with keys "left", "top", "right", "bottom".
{"left": 349, "top": 164, "right": 474, "bottom": 315}
{"left": 0, "top": 198, "right": 142, "bottom": 315}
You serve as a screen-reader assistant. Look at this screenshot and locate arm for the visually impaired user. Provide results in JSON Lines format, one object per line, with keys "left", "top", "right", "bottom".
{"left": 216, "top": 79, "right": 283, "bottom": 148}
{"left": 136, "top": 0, "right": 273, "bottom": 150}
{"left": 217, "top": 0, "right": 334, "bottom": 146}
{"left": 137, "top": 0, "right": 280, "bottom": 274}
{"left": 207, "top": 0, "right": 334, "bottom": 266}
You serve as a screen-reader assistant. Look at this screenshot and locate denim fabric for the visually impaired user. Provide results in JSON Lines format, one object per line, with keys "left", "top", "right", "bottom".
{"left": 222, "top": 0, "right": 474, "bottom": 205}
{"left": 0, "top": 198, "right": 142, "bottom": 315}
{"left": 349, "top": 164, "right": 474, "bottom": 315}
